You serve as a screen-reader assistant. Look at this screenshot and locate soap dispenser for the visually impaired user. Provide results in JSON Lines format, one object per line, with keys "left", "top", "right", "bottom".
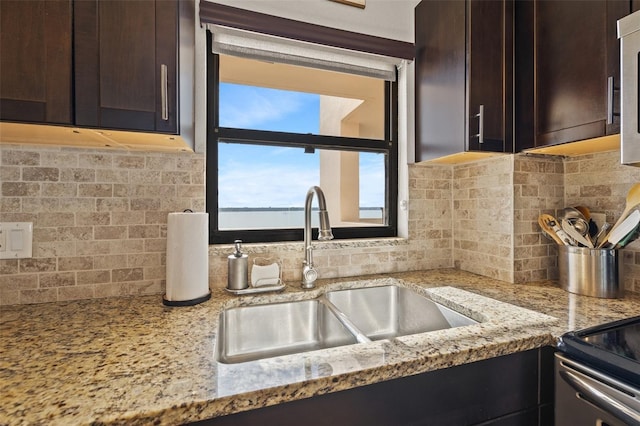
{"left": 227, "top": 240, "right": 249, "bottom": 290}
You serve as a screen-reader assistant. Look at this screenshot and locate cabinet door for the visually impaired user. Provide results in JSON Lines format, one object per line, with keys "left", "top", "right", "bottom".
{"left": 415, "top": 0, "right": 512, "bottom": 162}
{"left": 74, "top": 0, "right": 178, "bottom": 133}
{"left": 534, "top": 0, "right": 628, "bottom": 147}
{"left": 415, "top": 0, "right": 466, "bottom": 162}
{"left": 0, "top": 0, "right": 73, "bottom": 124}
{"left": 467, "top": 0, "right": 513, "bottom": 153}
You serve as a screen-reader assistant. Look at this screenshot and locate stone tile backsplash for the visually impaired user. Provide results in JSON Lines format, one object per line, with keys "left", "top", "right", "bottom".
{"left": 0, "top": 144, "right": 205, "bottom": 305}
{"left": 2, "top": 141, "right": 640, "bottom": 305}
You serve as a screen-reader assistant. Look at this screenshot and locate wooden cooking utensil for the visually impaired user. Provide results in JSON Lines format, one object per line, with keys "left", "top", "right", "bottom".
{"left": 538, "top": 214, "right": 570, "bottom": 246}
{"left": 600, "top": 183, "right": 640, "bottom": 247}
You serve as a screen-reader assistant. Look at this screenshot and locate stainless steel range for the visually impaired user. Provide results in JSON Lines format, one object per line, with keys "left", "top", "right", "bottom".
{"left": 556, "top": 316, "right": 640, "bottom": 426}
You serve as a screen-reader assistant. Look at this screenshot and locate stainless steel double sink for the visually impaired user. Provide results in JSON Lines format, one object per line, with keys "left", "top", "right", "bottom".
{"left": 215, "top": 285, "right": 477, "bottom": 364}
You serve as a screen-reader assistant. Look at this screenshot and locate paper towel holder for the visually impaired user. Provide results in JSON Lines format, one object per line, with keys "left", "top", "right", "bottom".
{"left": 163, "top": 209, "right": 212, "bottom": 307}
{"left": 163, "top": 292, "right": 211, "bottom": 307}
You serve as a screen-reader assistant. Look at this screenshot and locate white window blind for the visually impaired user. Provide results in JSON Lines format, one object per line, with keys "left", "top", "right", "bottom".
{"left": 206, "top": 24, "right": 403, "bottom": 81}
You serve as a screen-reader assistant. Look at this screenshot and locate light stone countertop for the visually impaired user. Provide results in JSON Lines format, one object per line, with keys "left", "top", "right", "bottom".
{"left": 1, "top": 269, "right": 640, "bottom": 425}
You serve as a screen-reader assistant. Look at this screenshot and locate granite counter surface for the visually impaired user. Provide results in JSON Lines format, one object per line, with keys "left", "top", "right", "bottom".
{"left": 1, "top": 269, "right": 639, "bottom": 425}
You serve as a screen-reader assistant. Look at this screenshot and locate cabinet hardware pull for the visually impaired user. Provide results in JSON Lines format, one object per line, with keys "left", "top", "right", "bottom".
{"left": 607, "top": 76, "right": 620, "bottom": 125}
{"left": 473, "top": 104, "right": 484, "bottom": 144}
{"left": 161, "top": 64, "right": 169, "bottom": 121}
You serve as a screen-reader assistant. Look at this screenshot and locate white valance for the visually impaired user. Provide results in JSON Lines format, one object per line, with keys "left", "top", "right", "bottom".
{"left": 206, "top": 24, "right": 402, "bottom": 81}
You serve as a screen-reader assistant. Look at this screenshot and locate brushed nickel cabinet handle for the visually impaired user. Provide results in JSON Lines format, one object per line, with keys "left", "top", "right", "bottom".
{"left": 607, "top": 76, "right": 620, "bottom": 125}
{"left": 473, "top": 104, "right": 484, "bottom": 144}
{"left": 161, "top": 64, "right": 169, "bottom": 121}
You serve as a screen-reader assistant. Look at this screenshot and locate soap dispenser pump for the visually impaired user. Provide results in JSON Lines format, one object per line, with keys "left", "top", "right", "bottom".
{"left": 227, "top": 240, "right": 249, "bottom": 290}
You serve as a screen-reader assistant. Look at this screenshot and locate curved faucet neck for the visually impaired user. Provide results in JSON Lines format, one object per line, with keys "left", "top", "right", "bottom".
{"left": 302, "top": 186, "right": 333, "bottom": 288}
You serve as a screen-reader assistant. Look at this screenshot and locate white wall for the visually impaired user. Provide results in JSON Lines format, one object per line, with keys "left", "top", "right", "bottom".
{"left": 205, "top": 0, "right": 420, "bottom": 43}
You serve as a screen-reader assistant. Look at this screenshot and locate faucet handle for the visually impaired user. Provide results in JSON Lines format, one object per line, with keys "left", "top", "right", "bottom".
{"left": 301, "top": 264, "right": 318, "bottom": 289}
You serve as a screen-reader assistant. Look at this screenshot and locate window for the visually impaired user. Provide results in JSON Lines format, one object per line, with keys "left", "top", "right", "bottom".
{"left": 206, "top": 34, "right": 398, "bottom": 244}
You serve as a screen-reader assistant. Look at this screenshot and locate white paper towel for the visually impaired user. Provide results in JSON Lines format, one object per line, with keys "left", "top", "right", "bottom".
{"left": 165, "top": 212, "right": 210, "bottom": 303}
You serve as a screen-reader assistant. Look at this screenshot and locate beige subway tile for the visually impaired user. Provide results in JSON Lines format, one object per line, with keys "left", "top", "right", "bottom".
{"left": 39, "top": 272, "right": 75, "bottom": 288}
{"left": 60, "top": 168, "right": 96, "bottom": 182}
{"left": 112, "top": 211, "right": 145, "bottom": 225}
{"left": 144, "top": 238, "right": 166, "bottom": 253}
{"left": 176, "top": 157, "right": 204, "bottom": 171}
{"left": 109, "top": 239, "right": 144, "bottom": 254}
{"left": 96, "top": 169, "right": 129, "bottom": 184}
{"left": 96, "top": 198, "right": 129, "bottom": 212}
{"left": 143, "top": 185, "right": 176, "bottom": 198}
{"left": 177, "top": 185, "right": 204, "bottom": 198}
{"left": 0, "top": 259, "right": 19, "bottom": 275}
{"left": 0, "top": 274, "right": 38, "bottom": 290}
{"left": 41, "top": 183, "right": 77, "bottom": 197}
{"left": 20, "top": 288, "right": 57, "bottom": 304}
{"left": 128, "top": 253, "right": 160, "bottom": 267}
{"left": 129, "top": 170, "right": 162, "bottom": 184}
{"left": 94, "top": 225, "right": 127, "bottom": 240}
{"left": 162, "top": 171, "right": 191, "bottom": 185}
{"left": 57, "top": 226, "right": 93, "bottom": 241}
{"left": 0, "top": 197, "right": 20, "bottom": 213}
{"left": 0, "top": 290, "right": 21, "bottom": 305}
{"left": 114, "top": 155, "right": 145, "bottom": 169}
{"left": 19, "top": 258, "right": 57, "bottom": 273}
{"left": 23, "top": 167, "right": 59, "bottom": 182}
{"left": 129, "top": 280, "right": 163, "bottom": 295}
{"left": 95, "top": 282, "right": 129, "bottom": 298}
{"left": 76, "top": 212, "right": 111, "bottom": 226}
{"left": 38, "top": 212, "right": 74, "bottom": 227}
{"left": 79, "top": 183, "right": 113, "bottom": 197}
{"left": 143, "top": 266, "right": 165, "bottom": 280}
{"left": 75, "top": 240, "right": 110, "bottom": 256}
{"left": 1, "top": 165, "right": 20, "bottom": 181}
{"left": 77, "top": 270, "right": 111, "bottom": 284}
{"left": 131, "top": 198, "right": 161, "bottom": 211}
{"left": 128, "top": 225, "right": 159, "bottom": 239}
{"left": 113, "top": 267, "right": 144, "bottom": 283}
{"left": 58, "top": 256, "right": 93, "bottom": 271}
{"left": 145, "top": 211, "right": 170, "bottom": 224}
{"left": 41, "top": 151, "right": 78, "bottom": 167}
{"left": 2, "top": 182, "right": 40, "bottom": 197}
{"left": 21, "top": 198, "right": 59, "bottom": 213}
{"left": 59, "top": 285, "right": 95, "bottom": 301}
{"left": 2, "top": 150, "right": 40, "bottom": 166}
{"left": 35, "top": 241, "right": 75, "bottom": 258}
{"left": 145, "top": 156, "right": 176, "bottom": 170}
{"left": 93, "top": 254, "right": 127, "bottom": 269}
{"left": 79, "top": 153, "right": 113, "bottom": 168}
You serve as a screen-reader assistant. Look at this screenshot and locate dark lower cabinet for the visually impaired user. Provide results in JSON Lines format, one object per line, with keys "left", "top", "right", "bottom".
{"left": 0, "top": 0, "right": 73, "bottom": 124}
{"left": 193, "top": 347, "right": 554, "bottom": 426}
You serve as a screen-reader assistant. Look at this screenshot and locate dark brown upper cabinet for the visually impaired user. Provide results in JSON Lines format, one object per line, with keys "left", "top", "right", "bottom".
{"left": 415, "top": 0, "right": 514, "bottom": 162}
{"left": 0, "top": 0, "right": 73, "bottom": 125}
{"left": 74, "top": 0, "right": 178, "bottom": 134}
{"left": 528, "top": 0, "right": 629, "bottom": 147}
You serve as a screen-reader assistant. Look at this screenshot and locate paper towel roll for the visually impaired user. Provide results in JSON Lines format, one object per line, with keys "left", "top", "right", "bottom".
{"left": 164, "top": 212, "right": 211, "bottom": 306}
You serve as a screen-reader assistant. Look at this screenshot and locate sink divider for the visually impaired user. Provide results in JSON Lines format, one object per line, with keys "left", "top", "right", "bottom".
{"left": 317, "top": 295, "right": 372, "bottom": 344}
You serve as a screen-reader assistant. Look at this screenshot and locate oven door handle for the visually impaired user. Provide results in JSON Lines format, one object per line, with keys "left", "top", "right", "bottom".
{"left": 560, "top": 370, "right": 640, "bottom": 424}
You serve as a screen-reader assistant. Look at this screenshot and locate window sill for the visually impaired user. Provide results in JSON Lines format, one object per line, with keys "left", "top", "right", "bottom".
{"left": 209, "top": 236, "right": 408, "bottom": 254}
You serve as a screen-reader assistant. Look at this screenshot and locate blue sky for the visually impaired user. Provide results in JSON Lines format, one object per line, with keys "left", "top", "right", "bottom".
{"left": 218, "top": 83, "right": 384, "bottom": 208}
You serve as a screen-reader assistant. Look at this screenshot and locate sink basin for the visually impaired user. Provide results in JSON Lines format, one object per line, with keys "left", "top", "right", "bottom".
{"left": 216, "top": 299, "right": 358, "bottom": 364}
{"left": 325, "top": 285, "right": 477, "bottom": 340}
{"left": 215, "top": 285, "right": 477, "bottom": 364}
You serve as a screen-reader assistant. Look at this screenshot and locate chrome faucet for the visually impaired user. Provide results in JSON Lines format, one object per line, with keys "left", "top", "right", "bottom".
{"left": 302, "top": 186, "right": 333, "bottom": 289}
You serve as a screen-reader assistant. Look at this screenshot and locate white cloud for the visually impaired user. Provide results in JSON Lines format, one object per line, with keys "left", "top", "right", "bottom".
{"left": 219, "top": 162, "right": 319, "bottom": 207}
{"left": 220, "top": 86, "right": 311, "bottom": 129}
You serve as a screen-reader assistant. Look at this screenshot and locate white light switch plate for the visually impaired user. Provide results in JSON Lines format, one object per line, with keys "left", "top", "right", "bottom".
{"left": 0, "top": 222, "right": 33, "bottom": 259}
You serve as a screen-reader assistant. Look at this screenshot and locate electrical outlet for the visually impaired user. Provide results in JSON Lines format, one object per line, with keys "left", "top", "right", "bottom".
{"left": 0, "top": 222, "right": 33, "bottom": 259}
